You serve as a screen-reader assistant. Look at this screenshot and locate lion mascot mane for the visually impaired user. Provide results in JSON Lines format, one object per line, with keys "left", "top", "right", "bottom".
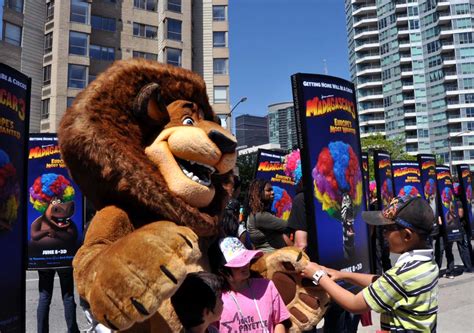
{"left": 58, "top": 59, "right": 328, "bottom": 332}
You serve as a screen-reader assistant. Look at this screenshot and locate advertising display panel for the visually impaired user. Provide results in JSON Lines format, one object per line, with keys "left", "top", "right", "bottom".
{"left": 254, "top": 149, "right": 298, "bottom": 219}
{"left": 0, "top": 63, "right": 30, "bottom": 332}
{"left": 373, "top": 151, "right": 394, "bottom": 210}
{"left": 391, "top": 160, "right": 422, "bottom": 198}
{"left": 456, "top": 164, "right": 473, "bottom": 238}
{"left": 292, "top": 73, "right": 370, "bottom": 274}
{"left": 436, "top": 165, "right": 462, "bottom": 242}
{"left": 27, "top": 134, "right": 84, "bottom": 269}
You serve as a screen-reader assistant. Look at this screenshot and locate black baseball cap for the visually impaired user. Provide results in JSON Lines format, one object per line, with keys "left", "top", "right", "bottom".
{"left": 362, "top": 195, "right": 435, "bottom": 235}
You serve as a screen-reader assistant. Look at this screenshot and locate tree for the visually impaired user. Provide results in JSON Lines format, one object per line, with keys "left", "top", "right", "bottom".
{"left": 361, "top": 133, "right": 416, "bottom": 181}
{"left": 236, "top": 152, "right": 257, "bottom": 203}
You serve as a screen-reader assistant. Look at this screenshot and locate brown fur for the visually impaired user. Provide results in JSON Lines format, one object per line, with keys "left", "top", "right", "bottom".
{"left": 59, "top": 59, "right": 227, "bottom": 236}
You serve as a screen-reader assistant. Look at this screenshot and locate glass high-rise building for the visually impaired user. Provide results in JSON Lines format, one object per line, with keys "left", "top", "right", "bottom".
{"left": 268, "top": 102, "right": 298, "bottom": 150}
{"left": 0, "top": 0, "right": 230, "bottom": 133}
{"left": 346, "top": 0, "right": 474, "bottom": 169}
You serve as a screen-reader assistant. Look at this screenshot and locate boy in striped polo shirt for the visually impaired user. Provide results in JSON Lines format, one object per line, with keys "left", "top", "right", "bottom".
{"left": 302, "top": 195, "right": 439, "bottom": 332}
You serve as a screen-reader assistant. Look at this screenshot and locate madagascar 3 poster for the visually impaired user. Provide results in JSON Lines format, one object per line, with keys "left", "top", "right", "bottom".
{"left": 27, "top": 134, "right": 84, "bottom": 269}
{"left": 361, "top": 152, "right": 370, "bottom": 210}
{"left": 254, "top": 149, "right": 299, "bottom": 219}
{"left": 373, "top": 151, "right": 394, "bottom": 209}
{"left": 391, "top": 160, "right": 422, "bottom": 198}
{"left": 0, "top": 63, "right": 30, "bottom": 332}
{"left": 436, "top": 165, "right": 462, "bottom": 242}
{"left": 456, "top": 164, "right": 473, "bottom": 237}
{"left": 291, "top": 73, "right": 370, "bottom": 274}
{"left": 418, "top": 154, "right": 439, "bottom": 235}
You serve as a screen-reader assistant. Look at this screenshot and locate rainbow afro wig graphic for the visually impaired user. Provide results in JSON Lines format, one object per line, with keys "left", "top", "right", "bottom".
{"left": 453, "top": 182, "right": 460, "bottom": 196}
{"left": 0, "top": 149, "right": 20, "bottom": 228}
{"left": 441, "top": 187, "right": 453, "bottom": 209}
{"left": 424, "top": 179, "right": 436, "bottom": 200}
{"left": 398, "top": 185, "right": 420, "bottom": 198}
{"left": 381, "top": 178, "right": 394, "bottom": 207}
{"left": 312, "top": 141, "right": 363, "bottom": 221}
{"left": 271, "top": 186, "right": 292, "bottom": 220}
{"left": 284, "top": 150, "right": 302, "bottom": 184}
{"left": 466, "top": 185, "right": 472, "bottom": 201}
{"left": 29, "top": 173, "right": 75, "bottom": 213}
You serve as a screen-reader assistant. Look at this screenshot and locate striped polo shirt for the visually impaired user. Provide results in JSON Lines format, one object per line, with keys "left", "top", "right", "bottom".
{"left": 363, "top": 249, "right": 439, "bottom": 332}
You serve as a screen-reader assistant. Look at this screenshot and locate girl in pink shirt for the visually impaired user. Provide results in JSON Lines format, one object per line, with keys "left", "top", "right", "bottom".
{"left": 210, "top": 237, "right": 291, "bottom": 333}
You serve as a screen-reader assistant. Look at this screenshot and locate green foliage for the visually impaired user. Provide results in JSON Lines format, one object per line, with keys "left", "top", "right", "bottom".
{"left": 236, "top": 152, "right": 257, "bottom": 203}
{"left": 361, "top": 133, "right": 416, "bottom": 181}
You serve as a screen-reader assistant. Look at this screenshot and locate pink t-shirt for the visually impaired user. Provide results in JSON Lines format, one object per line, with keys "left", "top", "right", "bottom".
{"left": 216, "top": 278, "right": 290, "bottom": 333}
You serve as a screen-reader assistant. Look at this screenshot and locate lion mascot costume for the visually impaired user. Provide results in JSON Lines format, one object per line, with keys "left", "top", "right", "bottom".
{"left": 58, "top": 59, "right": 328, "bottom": 332}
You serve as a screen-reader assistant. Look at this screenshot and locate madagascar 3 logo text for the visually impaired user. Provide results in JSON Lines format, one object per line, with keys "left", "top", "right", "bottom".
{"left": 258, "top": 161, "right": 284, "bottom": 172}
{"left": 306, "top": 96, "right": 355, "bottom": 119}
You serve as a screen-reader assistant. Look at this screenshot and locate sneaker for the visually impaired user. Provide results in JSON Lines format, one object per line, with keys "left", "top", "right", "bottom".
{"left": 445, "top": 274, "right": 455, "bottom": 279}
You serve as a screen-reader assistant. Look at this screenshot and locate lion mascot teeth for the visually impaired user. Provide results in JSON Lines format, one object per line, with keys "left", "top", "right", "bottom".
{"left": 58, "top": 59, "right": 328, "bottom": 332}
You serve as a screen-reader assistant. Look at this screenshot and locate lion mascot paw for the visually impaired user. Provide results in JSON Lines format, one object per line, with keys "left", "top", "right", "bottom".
{"left": 251, "top": 247, "right": 330, "bottom": 332}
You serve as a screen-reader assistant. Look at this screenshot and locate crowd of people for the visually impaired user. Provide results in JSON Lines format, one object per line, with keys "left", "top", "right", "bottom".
{"left": 38, "top": 175, "right": 474, "bottom": 333}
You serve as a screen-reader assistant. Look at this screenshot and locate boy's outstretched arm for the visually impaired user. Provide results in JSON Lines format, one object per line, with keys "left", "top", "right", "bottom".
{"left": 301, "top": 262, "right": 377, "bottom": 314}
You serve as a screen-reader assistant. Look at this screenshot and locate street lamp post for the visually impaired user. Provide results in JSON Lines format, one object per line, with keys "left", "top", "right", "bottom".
{"left": 448, "top": 129, "right": 471, "bottom": 174}
{"left": 227, "top": 96, "right": 247, "bottom": 131}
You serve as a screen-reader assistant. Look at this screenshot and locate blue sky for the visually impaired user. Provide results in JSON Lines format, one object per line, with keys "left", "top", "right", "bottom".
{"left": 229, "top": 0, "right": 350, "bottom": 118}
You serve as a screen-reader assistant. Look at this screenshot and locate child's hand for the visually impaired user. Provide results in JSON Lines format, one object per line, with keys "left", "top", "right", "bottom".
{"left": 324, "top": 267, "right": 343, "bottom": 281}
{"left": 301, "top": 262, "right": 324, "bottom": 279}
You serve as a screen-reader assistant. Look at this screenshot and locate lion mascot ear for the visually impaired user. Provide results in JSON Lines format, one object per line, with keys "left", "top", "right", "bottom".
{"left": 133, "top": 82, "right": 168, "bottom": 125}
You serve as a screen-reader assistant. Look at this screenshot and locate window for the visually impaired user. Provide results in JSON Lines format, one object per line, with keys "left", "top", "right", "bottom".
{"left": 133, "top": 23, "right": 157, "bottom": 39}
{"left": 168, "top": 0, "right": 181, "bottom": 12}
{"left": 166, "top": 48, "right": 182, "bottom": 67}
{"left": 41, "top": 99, "right": 50, "bottom": 119}
{"left": 91, "top": 15, "right": 116, "bottom": 32}
{"left": 43, "top": 65, "right": 51, "bottom": 85}
{"left": 409, "top": 19, "right": 419, "bottom": 30}
{"left": 132, "top": 51, "right": 157, "bottom": 61}
{"left": 214, "top": 86, "right": 227, "bottom": 104}
{"left": 213, "top": 58, "right": 228, "bottom": 75}
{"left": 90, "top": 44, "right": 115, "bottom": 61}
{"left": 44, "top": 32, "right": 53, "bottom": 53}
{"left": 67, "top": 97, "right": 75, "bottom": 108}
{"left": 70, "top": 0, "right": 89, "bottom": 24}
{"left": 6, "top": 0, "right": 23, "bottom": 13}
{"left": 213, "top": 32, "right": 226, "bottom": 47}
{"left": 3, "top": 22, "right": 22, "bottom": 46}
{"left": 459, "top": 32, "right": 474, "bottom": 45}
{"left": 46, "top": 1, "right": 54, "bottom": 21}
{"left": 167, "top": 19, "right": 182, "bottom": 41}
{"left": 464, "top": 78, "right": 474, "bottom": 90}
{"left": 213, "top": 6, "right": 226, "bottom": 21}
{"left": 68, "top": 64, "right": 87, "bottom": 89}
{"left": 88, "top": 74, "right": 96, "bottom": 83}
{"left": 134, "top": 0, "right": 157, "bottom": 11}
{"left": 69, "top": 31, "right": 88, "bottom": 56}
{"left": 460, "top": 47, "right": 474, "bottom": 59}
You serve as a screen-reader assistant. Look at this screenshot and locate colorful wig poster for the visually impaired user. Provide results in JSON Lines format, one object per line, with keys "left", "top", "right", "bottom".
{"left": 418, "top": 154, "right": 439, "bottom": 235}
{"left": 27, "top": 134, "right": 84, "bottom": 269}
{"left": 391, "top": 160, "right": 422, "bottom": 198}
{"left": 0, "top": 63, "right": 30, "bottom": 332}
{"left": 254, "top": 149, "right": 299, "bottom": 220}
{"left": 373, "top": 151, "right": 394, "bottom": 210}
{"left": 436, "top": 165, "right": 462, "bottom": 242}
{"left": 361, "top": 152, "right": 370, "bottom": 210}
{"left": 456, "top": 164, "right": 473, "bottom": 238}
{"left": 291, "top": 73, "right": 370, "bottom": 275}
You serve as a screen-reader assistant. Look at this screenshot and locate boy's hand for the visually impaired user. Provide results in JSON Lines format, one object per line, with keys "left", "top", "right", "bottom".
{"left": 324, "top": 267, "right": 344, "bottom": 281}
{"left": 301, "top": 262, "right": 324, "bottom": 279}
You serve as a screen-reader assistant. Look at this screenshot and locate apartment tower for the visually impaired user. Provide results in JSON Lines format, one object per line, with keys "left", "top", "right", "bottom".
{"left": 268, "top": 101, "right": 298, "bottom": 150}
{"left": 0, "top": 0, "right": 230, "bottom": 133}
{"left": 346, "top": 0, "right": 474, "bottom": 169}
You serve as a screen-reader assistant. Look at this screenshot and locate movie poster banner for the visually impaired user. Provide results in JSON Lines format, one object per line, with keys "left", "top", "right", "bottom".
{"left": 254, "top": 149, "right": 298, "bottom": 219}
{"left": 0, "top": 63, "right": 30, "bottom": 332}
{"left": 361, "top": 152, "right": 370, "bottom": 210}
{"left": 27, "top": 134, "right": 84, "bottom": 269}
{"left": 418, "top": 154, "right": 439, "bottom": 235}
{"left": 373, "top": 151, "right": 394, "bottom": 210}
{"left": 292, "top": 73, "right": 370, "bottom": 275}
{"left": 436, "top": 165, "right": 463, "bottom": 242}
{"left": 391, "top": 160, "right": 423, "bottom": 198}
{"left": 456, "top": 164, "right": 473, "bottom": 237}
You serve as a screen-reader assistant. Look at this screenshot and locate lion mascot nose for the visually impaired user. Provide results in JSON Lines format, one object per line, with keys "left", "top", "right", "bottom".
{"left": 208, "top": 130, "right": 236, "bottom": 154}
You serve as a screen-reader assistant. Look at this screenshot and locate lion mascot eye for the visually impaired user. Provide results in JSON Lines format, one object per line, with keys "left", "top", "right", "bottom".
{"left": 182, "top": 117, "right": 194, "bottom": 126}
